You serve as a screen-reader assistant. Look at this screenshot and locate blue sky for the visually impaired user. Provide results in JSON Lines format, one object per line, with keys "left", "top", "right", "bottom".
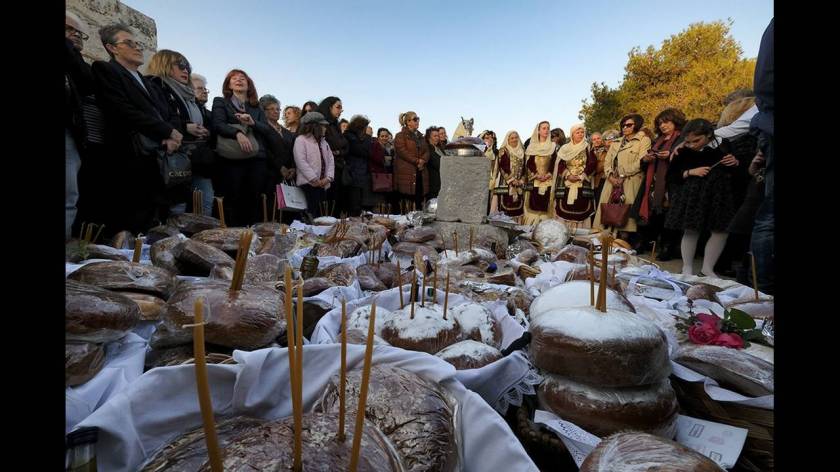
{"left": 123, "top": 0, "right": 772, "bottom": 137}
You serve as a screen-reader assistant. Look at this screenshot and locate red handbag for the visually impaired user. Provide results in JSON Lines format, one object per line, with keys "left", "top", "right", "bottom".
{"left": 599, "top": 186, "right": 631, "bottom": 227}
{"left": 371, "top": 172, "right": 393, "bottom": 192}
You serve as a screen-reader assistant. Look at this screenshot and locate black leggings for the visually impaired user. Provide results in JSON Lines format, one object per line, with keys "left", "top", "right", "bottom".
{"left": 301, "top": 184, "right": 328, "bottom": 218}
{"left": 214, "top": 158, "right": 266, "bottom": 227}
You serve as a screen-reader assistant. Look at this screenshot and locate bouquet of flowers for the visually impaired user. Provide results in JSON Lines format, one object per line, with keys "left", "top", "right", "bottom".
{"left": 674, "top": 305, "right": 765, "bottom": 349}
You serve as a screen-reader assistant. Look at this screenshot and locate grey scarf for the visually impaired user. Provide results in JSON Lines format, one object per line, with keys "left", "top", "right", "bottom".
{"left": 163, "top": 77, "right": 203, "bottom": 126}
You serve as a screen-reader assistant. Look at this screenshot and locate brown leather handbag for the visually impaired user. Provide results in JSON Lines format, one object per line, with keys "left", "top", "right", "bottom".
{"left": 371, "top": 172, "right": 393, "bottom": 192}
{"left": 600, "top": 186, "right": 631, "bottom": 227}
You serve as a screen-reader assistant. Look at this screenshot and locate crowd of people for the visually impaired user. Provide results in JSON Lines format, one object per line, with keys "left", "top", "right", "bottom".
{"left": 65, "top": 15, "right": 773, "bottom": 294}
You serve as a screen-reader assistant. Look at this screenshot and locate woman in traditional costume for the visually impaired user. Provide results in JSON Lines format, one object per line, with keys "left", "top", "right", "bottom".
{"left": 490, "top": 130, "right": 526, "bottom": 220}
{"left": 523, "top": 121, "right": 557, "bottom": 225}
{"left": 553, "top": 123, "right": 597, "bottom": 229}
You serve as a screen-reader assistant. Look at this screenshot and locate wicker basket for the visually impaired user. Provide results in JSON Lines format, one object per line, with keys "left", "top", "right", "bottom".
{"left": 670, "top": 376, "right": 774, "bottom": 472}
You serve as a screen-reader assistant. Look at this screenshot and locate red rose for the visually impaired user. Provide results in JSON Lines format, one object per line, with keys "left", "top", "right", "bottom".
{"left": 695, "top": 313, "right": 721, "bottom": 328}
{"left": 711, "top": 332, "right": 745, "bottom": 349}
{"left": 688, "top": 322, "right": 721, "bottom": 345}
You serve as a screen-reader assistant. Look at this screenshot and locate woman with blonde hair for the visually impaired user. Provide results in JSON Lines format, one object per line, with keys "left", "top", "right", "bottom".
{"left": 523, "top": 121, "right": 558, "bottom": 225}
{"left": 553, "top": 123, "right": 597, "bottom": 228}
{"left": 491, "top": 130, "right": 526, "bottom": 220}
{"left": 393, "top": 111, "right": 429, "bottom": 210}
{"left": 145, "top": 49, "right": 209, "bottom": 214}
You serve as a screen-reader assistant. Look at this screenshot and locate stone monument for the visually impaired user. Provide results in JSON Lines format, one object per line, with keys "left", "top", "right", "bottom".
{"left": 67, "top": 0, "right": 157, "bottom": 71}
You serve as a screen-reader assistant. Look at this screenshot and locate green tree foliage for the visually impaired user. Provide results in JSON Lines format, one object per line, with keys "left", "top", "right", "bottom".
{"left": 580, "top": 21, "right": 756, "bottom": 133}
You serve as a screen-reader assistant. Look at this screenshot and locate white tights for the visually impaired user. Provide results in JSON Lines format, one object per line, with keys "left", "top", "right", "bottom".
{"left": 681, "top": 230, "right": 729, "bottom": 277}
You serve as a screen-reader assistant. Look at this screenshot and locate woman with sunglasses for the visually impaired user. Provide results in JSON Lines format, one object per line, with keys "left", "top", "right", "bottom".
{"left": 146, "top": 50, "right": 209, "bottom": 215}
{"left": 211, "top": 69, "right": 274, "bottom": 226}
{"left": 593, "top": 113, "right": 651, "bottom": 241}
{"left": 394, "top": 111, "right": 429, "bottom": 210}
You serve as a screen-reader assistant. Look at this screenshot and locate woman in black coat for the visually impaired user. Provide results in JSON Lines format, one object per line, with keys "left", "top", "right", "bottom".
{"left": 211, "top": 69, "right": 274, "bottom": 226}
{"left": 344, "top": 115, "right": 376, "bottom": 216}
{"left": 317, "top": 96, "right": 349, "bottom": 215}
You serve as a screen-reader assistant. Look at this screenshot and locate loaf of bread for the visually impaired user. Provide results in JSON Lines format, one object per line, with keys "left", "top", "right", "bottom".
{"left": 66, "top": 279, "right": 141, "bottom": 343}
{"left": 435, "top": 340, "right": 503, "bottom": 370}
{"left": 579, "top": 432, "right": 723, "bottom": 471}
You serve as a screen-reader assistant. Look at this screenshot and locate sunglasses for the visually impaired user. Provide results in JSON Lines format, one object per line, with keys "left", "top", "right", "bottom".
{"left": 411, "top": 117, "right": 420, "bottom": 122}
{"left": 622, "top": 123, "right": 635, "bottom": 128}
{"left": 65, "top": 25, "right": 89, "bottom": 41}
{"left": 113, "top": 39, "right": 143, "bottom": 50}
{"left": 176, "top": 60, "right": 192, "bottom": 73}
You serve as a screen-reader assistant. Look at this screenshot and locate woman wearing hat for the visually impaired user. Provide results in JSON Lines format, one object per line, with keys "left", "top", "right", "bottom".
{"left": 293, "top": 111, "right": 334, "bottom": 218}
{"left": 523, "top": 121, "right": 558, "bottom": 225}
{"left": 553, "top": 123, "right": 597, "bottom": 228}
{"left": 394, "top": 111, "right": 429, "bottom": 210}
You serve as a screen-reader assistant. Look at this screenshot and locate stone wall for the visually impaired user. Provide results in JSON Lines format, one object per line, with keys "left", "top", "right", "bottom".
{"left": 66, "top": 0, "right": 157, "bottom": 72}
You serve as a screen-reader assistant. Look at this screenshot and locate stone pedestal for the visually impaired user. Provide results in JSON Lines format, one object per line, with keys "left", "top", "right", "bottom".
{"left": 435, "top": 155, "right": 490, "bottom": 223}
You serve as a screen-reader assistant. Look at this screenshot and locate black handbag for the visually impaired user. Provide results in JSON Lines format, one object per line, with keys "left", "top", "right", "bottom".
{"left": 157, "top": 142, "right": 194, "bottom": 188}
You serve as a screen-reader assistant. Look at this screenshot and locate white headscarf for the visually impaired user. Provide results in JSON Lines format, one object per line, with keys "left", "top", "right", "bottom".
{"left": 500, "top": 130, "right": 524, "bottom": 160}
{"left": 558, "top": 123, "right": 588, "bottom": 161}
{"left": 525, "top": 122, "right": 555, "bottom": 156}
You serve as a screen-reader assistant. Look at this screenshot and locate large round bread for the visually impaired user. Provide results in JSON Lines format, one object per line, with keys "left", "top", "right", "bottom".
{"left": 65, "top": 280, "right": 141, "bottom": 343}
{"left": 346, "top": 305, "right": 394, "bottom": 336}
{"left": 447, "top": 302, "right": 502, "bottom": 349}
{"left": 435, "top": 340, "right": 502, "bottom": 370}
{"left": 379, "top": 304, "right": 460, "bottom": 354}
{"left": 196, "top": 414, "right": 403, "bottom": 472}
{"left": 150, "top": 280, "right": 284, "bottom": 350}
{"left": 529, "top": 305, "right": 670, "bottom": 386}
{"left": 66, "top": 342, "right": 106, "bottom": 387}
{"left": 67, "top": 261, "right": 176, "bottom": 299}
{"left": 537, "top": 373, "right": 678, "bottom": 438}
{"left": 579, "top": 432, "right": 723, "bottom": 471}
{"left": 317, "top": 364, "right": 457, "bottom": 472}
{"left": 529, "top": 281, "right": 635, "bottom": 319}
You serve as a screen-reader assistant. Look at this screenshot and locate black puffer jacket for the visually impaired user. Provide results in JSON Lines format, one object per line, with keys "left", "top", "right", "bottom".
{"left": 345, "top": 131, "right": 372, "bottom": 189}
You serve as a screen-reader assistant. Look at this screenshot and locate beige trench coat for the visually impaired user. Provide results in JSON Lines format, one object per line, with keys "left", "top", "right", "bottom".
{"left": 592, "top": 131, "right": 652, "bottom": 232}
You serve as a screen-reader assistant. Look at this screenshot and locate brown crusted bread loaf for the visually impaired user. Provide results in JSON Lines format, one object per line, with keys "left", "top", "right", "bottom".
{"left": 357, "top": 264, "right": 388, "bottom": 291}
{"left": 317, "top": 365, "right": 457, "bottom": 472}
{"left": 380, "top": 304, "right": 460, "bottom": 354}
{"left": 674, "top": 344, "right": 774, "bottom": 396}
{"left": 686, "top": 283, "right": 722, "bottom": 301}
{"left": 346, "top": 328, "right": 391, "bottom": 346}
{"left": 172, "top": 239, "right": 235, "bottom": 276}
{"left": 109, "top": 230, "right": 136, "bottom": 249}
{"left": 195, "top": 414, "right": 404, "bottom": 472}
{"left": 529, "top": 281, "right": 636, "bottom": 320}
{"left": 242, "top": 253, "right": 284, "bottom": 284}
{"left": 579, "top": 432, "right": 723, "bottom": 472}
{"left": 151, "top": 280, "right": 284, "bottom": 350}
{"left": 252, "top": 221, "right": 282, "bottom": 238}
{"left": 66, "top": 241, "right": 129, "bottom": 263}
{"left": 302, "top": 277, "right": 336, "bottom": 296}
{"left": 316, "top": 262, "right": 357, "bottom": 286}
{"left": 191, "top": 228, "right": 258, "bottom": 257}
{"left": 447, "top": 302, "right": 502, "bottom": 348}
{"left": 140, "top": 416, "right": 265, "bottom": 471}
{"left": 257, "top": 231, "right": 299, "bottom": 258}
{"left": 166, "top": 213, "right": 221, "bottom": 236}
{"left": 555, "top": 244, "right": 589, "bottom": 264}
{"left": 373, "top": 262, "right": 398, "bottom": 288}
{"left": 311, "top": 239, "right": 366, "bottom": 258}
{"left": 66, "top": 280, "right": 141, "bottom": 343}
{"left": 529, "top": 306, "right": 670, "bottom": 386}
{"left": 66, "top": 342, "right": 106, "bottom": 387}
{"left": 116, "top": 292, "right": 166, "bottom": 321}
{"left": 392, "top": 242, "right": 438, "bottom": 262}
{"left": 565, "top": 264, "right": 623, "bottom": 290}
{"left": 67, "top": 261, "right": 177, "bottom": 299}
{"left": 402, "top": 226, "right": 437, "bottom": 243}
{"left": 150, "top": 234, "right": 185, "bottom": 274}
{"left": 435, "top": 340, "right": 502, "bottom": 370}
{"left": 538, "top": 374, "right": 679, "bottom": 438}
{"left": 146, "top": 225, "right": 182, "bottom": 245}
